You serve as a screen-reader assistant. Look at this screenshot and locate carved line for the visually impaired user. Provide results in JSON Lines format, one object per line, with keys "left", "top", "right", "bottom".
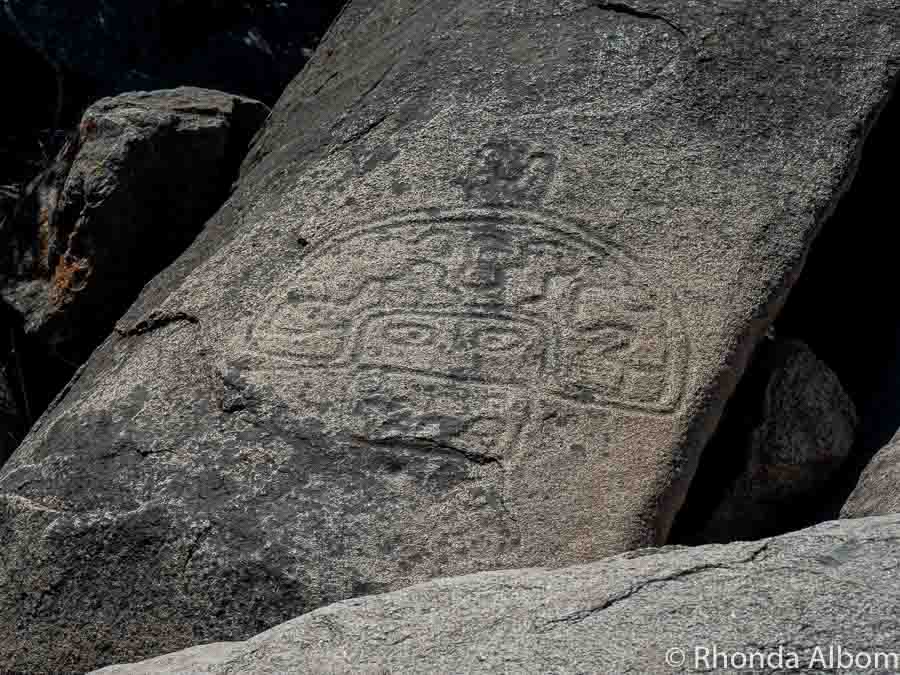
{"left": 252, "top": 306, "right": 561, "bottom": 368}
{"left": 246, "top": 361, "right": 680, "bottom": 418}
{"left": 250, "top": 322, "right": 681, "bottom": 411}
{"left": 298, "top": 208, "right": 635, "bottom": 272}
{"left": 252, "top": 299, "right": 681, "bottom": 411}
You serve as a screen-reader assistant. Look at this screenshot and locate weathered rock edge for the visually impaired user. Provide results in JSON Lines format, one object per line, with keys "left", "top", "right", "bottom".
{"left": 92, "top": 514, "right": 900, "bottom": 674}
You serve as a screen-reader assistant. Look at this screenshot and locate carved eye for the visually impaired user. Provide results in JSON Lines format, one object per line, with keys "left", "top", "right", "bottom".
{"left": 475, "top": 327, "right": 525, "bottom": 352}
{"left": 384, "top": 322, "right": 436, "bottom": 347}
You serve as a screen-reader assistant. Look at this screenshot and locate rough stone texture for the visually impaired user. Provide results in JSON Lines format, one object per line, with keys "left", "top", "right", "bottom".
{"left": 673, "top": 338, "right": 858, "bottom": 543}
{"left": 92, "top": 515, "right": 900, "bottom": 674}
{"left": 842, "top": 430, "right": 900, "bottom": 517}
{"left": 1, "top": 1, "right": 900, "bottom": 671}
{"left": 0, "top": 87, "right": 269, "bottom": 364}
{"left": 0, "top": 0, "right": 344, "bottom": 106}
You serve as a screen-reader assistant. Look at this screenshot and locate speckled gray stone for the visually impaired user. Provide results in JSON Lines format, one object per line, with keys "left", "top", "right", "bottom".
{"left": 2, "top": 0, "right": 900, "bottom": 671}
{"left": 92, "top": 514, "right": 900, "bottom": 675}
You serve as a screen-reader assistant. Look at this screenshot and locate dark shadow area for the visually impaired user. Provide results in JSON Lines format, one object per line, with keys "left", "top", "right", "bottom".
{"left": 0, "top": 34, "right": 97, "bottom": 191}
{"left": 0, "top": 38, "right": 97, "bottom": 467}
{"left": 151, "top": 0, "right": 344, "bottom": 104}
{"left": 667, "top": 338, "right": 804, "bottom": 543}
{"left": 776, "top": 87, "right": 900, "bottom": 520}
{"left": 0, "top": 305, "right": 39, "bottom": 466}
{"left": 0, "top": 36, "right": 59, "bottom": 191}
{"left": 672, "top": 86, "right": 900, "bottom": 543}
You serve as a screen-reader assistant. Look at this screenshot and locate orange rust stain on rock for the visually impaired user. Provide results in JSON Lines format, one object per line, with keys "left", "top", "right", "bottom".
{"left": 49, "top": 256, "right": 91, "bottom": 306}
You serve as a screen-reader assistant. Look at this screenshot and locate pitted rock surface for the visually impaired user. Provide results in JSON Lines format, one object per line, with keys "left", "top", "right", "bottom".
{"left": 1, "top": 0, "right": 899, "bottom": 671}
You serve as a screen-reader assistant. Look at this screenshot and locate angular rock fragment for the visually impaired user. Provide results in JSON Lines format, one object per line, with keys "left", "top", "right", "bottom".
{"left": 672, "top": 338, "right": 857, "bottom": 543}
{"left": 1, "top": 1, "right": 899, "bottom": 671}
{"left": 92, "top": 515, "right": 900, "bottom": 675}
{"left": 0, "top": 87, "right": 269, "bottom": 365}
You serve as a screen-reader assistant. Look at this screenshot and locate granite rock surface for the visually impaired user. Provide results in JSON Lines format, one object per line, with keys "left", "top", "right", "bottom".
{"left": 93, "top": 515, "right": 900, "bottom": 675}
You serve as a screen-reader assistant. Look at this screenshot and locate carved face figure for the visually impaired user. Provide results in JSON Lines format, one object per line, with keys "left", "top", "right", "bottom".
{"left": 244, "top": 208, "right": 685, "bottom": 460}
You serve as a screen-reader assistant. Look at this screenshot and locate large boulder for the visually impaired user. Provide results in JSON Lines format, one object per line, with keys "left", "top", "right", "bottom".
{"left": 673, "top": 338, "right": 857, "bottom": 543}
{"left": 0, "top": 87, "right": 269, "bottom": 365}
{"left": 1, "top": 0, "right": 899, "bottom": 671}
{"left": 842, "top": 430, "right": 900, "bottom": 517}
{"left": 92, "top": 514, "right": 900, "bottom": 674}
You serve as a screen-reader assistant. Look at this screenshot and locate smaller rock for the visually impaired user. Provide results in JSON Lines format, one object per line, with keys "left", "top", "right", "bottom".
{"left": 0, "top": 87, "right": 269, "bottom": 365}
{"left": 841, "top": 429, "right": 900, "bottom": 517}
{"left": 673, "top": 338, "right": 857, "bottom": 543}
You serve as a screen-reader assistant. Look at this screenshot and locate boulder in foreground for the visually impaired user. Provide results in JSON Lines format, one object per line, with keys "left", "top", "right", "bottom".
{"left": 92, "top": 514, "right": 900, "bottom": 674}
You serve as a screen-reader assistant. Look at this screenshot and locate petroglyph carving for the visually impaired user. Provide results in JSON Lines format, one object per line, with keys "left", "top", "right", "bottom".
{"left": 244, "top": 207, "right": 686, "bottom": 456}
{"left": 462, "top": 140, "right": 556, "bottom": 205}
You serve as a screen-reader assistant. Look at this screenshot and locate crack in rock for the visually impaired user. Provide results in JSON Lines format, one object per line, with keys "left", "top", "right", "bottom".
{"left": 115, "top": 311, "right": 200, "bottom": 338}
{"left": 353, "top": 434, "right": 502, "bottom": 466}
{"left": 537, "top": 542, "right": 771, "bottom": 631}
{"left": 180, "top": 523, "right": 213, "bottom": 591}
{"left": 591, "top": 1, "right": 686, "bottom": 37}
